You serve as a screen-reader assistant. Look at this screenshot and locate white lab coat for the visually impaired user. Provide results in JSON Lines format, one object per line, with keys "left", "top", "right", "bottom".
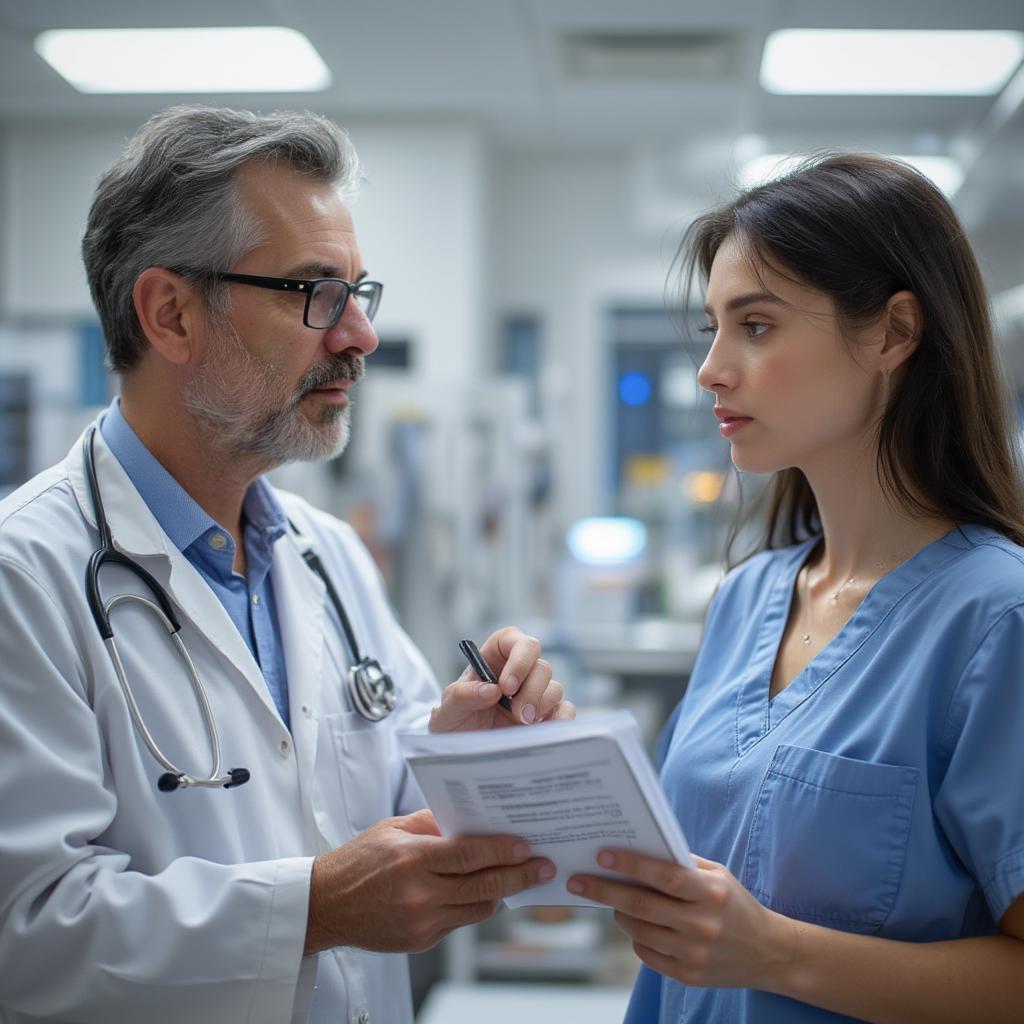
{"left": 0, "top": 425, "right": 440, "bottom": 1024}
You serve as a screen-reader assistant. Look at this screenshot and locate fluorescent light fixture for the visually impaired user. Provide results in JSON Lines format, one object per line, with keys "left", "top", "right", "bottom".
{"left": 761, "top": 29, "right": 1024, "bottom": 95}
{"left": 567, "top": 517, "right": 647, "bottom": 566}
{"left": 35, "top": 27, "right": 332, "bottom": 93}
{"left": 739, "top": 153, "right": 964, "bottom": 197}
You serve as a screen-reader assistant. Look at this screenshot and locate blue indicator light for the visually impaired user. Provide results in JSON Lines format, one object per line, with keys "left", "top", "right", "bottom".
{"left": 619, "top": 371, "right": 652, "bottom": 406}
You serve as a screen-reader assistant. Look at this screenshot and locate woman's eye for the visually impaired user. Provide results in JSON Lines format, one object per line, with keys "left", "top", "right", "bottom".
{"left": 740, "top": 320, "right": 769, "bottom": 339}
{"left": 698, "top": 324, "right": 717, "bottom": 335}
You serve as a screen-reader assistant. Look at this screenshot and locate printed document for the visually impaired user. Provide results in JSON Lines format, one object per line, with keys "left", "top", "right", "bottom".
{"left": 398, "top": 710, "right": 693, "bottom": 907}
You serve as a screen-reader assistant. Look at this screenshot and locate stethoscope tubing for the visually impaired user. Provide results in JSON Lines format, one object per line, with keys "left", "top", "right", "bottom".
{"left": 82, "top": 426, "right": 398, "bottom": 791}
{"left": 103, "top": 598, "right": 225, "bottom": 787}
{"left": 85, "top": 428, "right": 230, "bottom": 789}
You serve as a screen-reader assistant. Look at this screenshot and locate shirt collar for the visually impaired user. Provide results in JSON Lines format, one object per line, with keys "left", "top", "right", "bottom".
{"left": 98, "top": 398, "right": 288, "bottom": 554}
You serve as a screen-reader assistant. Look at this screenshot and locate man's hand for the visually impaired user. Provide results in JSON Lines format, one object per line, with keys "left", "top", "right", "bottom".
{"left": 305, "top": 809, "right": 555, "bottom": 955}
{"left": 429, "top": 626, "right": 575, "bottom": 731}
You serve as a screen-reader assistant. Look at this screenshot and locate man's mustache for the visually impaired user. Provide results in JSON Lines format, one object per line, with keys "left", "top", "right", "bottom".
{"left": 297, "top": 355, "right": 365, "bottom": 395}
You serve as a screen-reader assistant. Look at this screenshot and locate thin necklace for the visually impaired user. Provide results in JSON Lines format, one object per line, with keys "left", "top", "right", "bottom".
{"left": 800, "top": 559, "right": 887, "bottom": 646}
{"left": 803, "top": 565, "right": 853, "bottom": 645}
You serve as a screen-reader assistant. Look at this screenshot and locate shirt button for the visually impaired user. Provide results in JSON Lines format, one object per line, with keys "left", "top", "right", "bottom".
{"left": 209, "top": 533, "right": 228, "bottom": 550}
{"left": 251, "top": 594, "right": 261, "bottom": 607}
{"left": 301, "top": 704, "right": 312, "bottom": 717}
{"left": 357, "top": 1013, "right": 370, "bottom": 1024}
{"left": 279, "top": 739, "right": 290, "bottom": 756}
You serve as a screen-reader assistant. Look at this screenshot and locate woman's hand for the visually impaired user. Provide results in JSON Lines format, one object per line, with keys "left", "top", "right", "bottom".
{"left": 567, "top": 849, "right": 796, "bottom": 990}
{"left": 429, "top": 626, "right": 575, "bottom": 732}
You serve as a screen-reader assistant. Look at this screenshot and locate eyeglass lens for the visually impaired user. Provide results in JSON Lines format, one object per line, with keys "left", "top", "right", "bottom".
{"left": 307, "top": 280, "right": 379, "bottom": 328}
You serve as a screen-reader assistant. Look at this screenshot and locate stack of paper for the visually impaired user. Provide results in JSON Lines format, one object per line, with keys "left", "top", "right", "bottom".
{"left": 399, "top": 710, "right": 693, "bottom": 907}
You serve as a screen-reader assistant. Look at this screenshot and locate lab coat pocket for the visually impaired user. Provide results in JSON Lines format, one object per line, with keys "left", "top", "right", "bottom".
{"left": 743, "top": 744, "right": 917, "bottom": 934}
{"left": 326, "top": 711, "right": 398, "bottom": 833}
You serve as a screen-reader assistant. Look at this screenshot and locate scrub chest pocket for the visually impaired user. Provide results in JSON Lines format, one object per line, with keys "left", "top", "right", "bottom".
{"left": 743, "top": 744, "right": 918, "bottom": 934}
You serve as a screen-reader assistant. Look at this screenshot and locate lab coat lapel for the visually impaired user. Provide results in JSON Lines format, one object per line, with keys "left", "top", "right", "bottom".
{"left": 162, "top": 557, "right": 283, "bottom": 724}
{"left": 272, "top": 530, "right": 327, "bottom": 795}
{"left": 66, "top": 424, "right": 284, "bottom": 725}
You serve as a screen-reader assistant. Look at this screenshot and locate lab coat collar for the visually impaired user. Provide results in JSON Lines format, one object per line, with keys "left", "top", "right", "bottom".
{"left": 67, "top": 422, "right": 176, "bottom": 559}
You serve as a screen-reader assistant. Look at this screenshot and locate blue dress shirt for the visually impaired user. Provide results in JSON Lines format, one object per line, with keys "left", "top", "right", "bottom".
{"left": 99, "top": 399, "right": 292, "bottom": 728}
{"left": 628, "top": 525, "right": 1024, "bottom": 1024}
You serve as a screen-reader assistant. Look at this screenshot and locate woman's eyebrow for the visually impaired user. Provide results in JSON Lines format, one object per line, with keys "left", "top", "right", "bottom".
{"left": 704, "top": 290, "right": 785, "bottom": 316}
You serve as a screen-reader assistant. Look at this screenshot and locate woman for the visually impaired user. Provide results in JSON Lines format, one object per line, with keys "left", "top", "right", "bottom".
{"left": 567, "top": 154, "right": 1024, "bottom": 1022}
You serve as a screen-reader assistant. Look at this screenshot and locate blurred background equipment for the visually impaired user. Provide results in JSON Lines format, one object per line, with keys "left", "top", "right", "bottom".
{"left": 2, "top": 0, "right": 1023, "bottom": 1017}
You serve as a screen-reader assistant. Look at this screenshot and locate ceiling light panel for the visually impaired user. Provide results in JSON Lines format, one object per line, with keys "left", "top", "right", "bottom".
{"left": 35, "top": 27, "right": 332, "bottom": 94}
{"left": 761, "top": 30, "right": 1024, "bottom": 96}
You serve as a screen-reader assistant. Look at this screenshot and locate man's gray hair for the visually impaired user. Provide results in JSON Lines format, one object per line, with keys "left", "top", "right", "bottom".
{"left": 82, "top": 105, "right": 360, "bottom": 372}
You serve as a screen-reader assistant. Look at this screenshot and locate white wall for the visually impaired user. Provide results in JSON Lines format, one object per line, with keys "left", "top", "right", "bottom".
{"left": 1, "top": 121, "right": 123, "bottom": 318}
{"left": 346, "top": 119, "right": 488, "bottom": 388}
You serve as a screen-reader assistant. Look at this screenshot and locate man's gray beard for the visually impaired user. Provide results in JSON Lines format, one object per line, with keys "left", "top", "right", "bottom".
{"left": 183, "top": 323, "right": 355, "bottom": 468}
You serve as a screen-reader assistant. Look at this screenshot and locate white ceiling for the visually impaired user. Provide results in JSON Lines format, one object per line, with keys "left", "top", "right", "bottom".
{"left": 1, "top": 0, "right": 1022, "bottom": 240}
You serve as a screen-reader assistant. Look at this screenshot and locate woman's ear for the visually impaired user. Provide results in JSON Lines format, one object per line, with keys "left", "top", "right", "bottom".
{"left": 132, "top": 268, "right": 203, "bottom": 366}
{"left": 880, "top": 290, "right": 923, "bottom": 372}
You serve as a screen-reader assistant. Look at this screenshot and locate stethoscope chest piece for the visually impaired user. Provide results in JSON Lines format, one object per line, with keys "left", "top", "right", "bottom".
{"left": 348, "top": 657, "right": 398, "bottom": 722}
{"left": 296, "top": 540, "right": 398, "bottom": 722}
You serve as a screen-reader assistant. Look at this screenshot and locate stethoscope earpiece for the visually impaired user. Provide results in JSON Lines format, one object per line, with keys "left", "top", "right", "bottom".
{"left": 156, "top": 768, "right": 250, "bottom": 792}
{"left": 158, "top": 772, "right": 183, "bottom": 792}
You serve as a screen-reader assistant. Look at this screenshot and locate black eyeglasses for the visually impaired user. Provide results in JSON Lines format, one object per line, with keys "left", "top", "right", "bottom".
{"left": 204, "top": 271, "right": 383, "bottom": 328}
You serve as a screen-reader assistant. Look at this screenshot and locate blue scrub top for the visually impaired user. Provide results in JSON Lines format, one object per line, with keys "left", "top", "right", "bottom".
{"left": 628, "top": 525, "right": 1024, "bottom": 1024}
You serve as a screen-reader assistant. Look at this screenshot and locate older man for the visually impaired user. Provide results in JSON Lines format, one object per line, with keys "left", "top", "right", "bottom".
{"left": 0, "top": 106, "right": 571, "bottom": 1024}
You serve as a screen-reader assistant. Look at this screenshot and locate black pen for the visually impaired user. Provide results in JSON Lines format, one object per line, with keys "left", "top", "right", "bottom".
{"left": 458, "top": 638, "right": 514, "bottom": 711}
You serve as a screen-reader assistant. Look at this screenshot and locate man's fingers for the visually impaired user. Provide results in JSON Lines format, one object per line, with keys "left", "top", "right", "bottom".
{"left": 446, "top": 857, "right": 556, "bottom": 905}
{"left": 448, "top": 899, "right": 503, "bottom": 927}
{"left": 422, "top": 833, "right": 534, "bottom": 875}
{"left": 480, "top": 627, "right": 541, "bottom": 699}
{"left": 429, "top": 677, "right": 512, "bottom": 732}
{"left": 533, "top": 678, "right": 564, "bottom": 722}
{"left": 545, "top": 699, "right": 576, "bottom": 722}
{"left": 392, "top": 808, "right": 443, "bottom": 837}
{"left": 442, "top": 678, "right": 507, "bottom": 710}
{"left": 508, "top": 658, "right": 552, "bottom": 723}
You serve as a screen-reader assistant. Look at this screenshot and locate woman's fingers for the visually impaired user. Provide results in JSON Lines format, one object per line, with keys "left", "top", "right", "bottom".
{"left": 593, "top": 848, "right": 725, "bottom": 902}
{"left": 567, "top": 873, "right": 685, "bottom": 927}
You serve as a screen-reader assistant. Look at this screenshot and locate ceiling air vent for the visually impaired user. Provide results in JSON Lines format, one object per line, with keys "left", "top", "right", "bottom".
{"left": 561, "top": 32, "right": 743, "bottom": 82}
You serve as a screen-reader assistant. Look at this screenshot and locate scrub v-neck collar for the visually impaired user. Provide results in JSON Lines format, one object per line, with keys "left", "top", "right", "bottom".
{"left": 734, "top": 525, "right": 982, "bottom": 754}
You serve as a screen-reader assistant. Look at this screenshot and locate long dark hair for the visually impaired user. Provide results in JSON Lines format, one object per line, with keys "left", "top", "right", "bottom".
{"left": 677, "top": 153, "right": 1024, "bottom": 561}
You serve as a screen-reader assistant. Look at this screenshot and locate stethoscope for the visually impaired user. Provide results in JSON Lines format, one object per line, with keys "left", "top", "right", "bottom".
{"left": 82, "top": 427, "right": 398, "bottom": 793}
